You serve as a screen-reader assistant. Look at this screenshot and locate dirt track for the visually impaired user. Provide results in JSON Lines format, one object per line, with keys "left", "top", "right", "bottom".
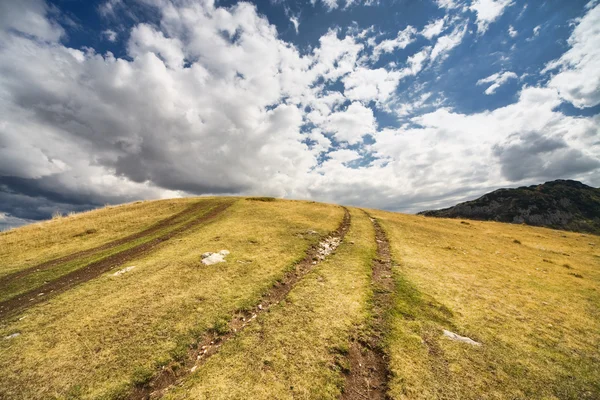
{"left": 341, "top": 212, "right": 393, "bottom": 400}
{"left": 131, "top": 207, "right": 352, "bottom": 400}
{"left": 0, "top": 200, "right": 234, "bottom": 320}
{"left": 0, "top": 200, "right": 215, "bottom": 288}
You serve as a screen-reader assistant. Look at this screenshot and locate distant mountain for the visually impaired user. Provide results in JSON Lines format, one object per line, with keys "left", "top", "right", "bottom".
{"left": 419, "top": 180, "right": 600, "bottom": 234}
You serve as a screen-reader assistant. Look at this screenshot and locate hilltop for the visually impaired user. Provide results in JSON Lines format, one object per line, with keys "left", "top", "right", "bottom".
{"left": 0, "top": 197, "right": 598, "bottom": 399}
{"left": 419, "top": 180, "right": 600, "bottom": 234}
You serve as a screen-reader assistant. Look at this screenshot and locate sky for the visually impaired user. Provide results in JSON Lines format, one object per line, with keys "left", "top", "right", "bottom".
{"left": 0, "top": 0, "right": 599, "bottom": 230}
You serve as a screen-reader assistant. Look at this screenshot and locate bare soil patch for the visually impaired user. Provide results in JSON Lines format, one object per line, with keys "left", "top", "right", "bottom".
{"left": 341, "top": 212, "right": 393, "bottom": 400}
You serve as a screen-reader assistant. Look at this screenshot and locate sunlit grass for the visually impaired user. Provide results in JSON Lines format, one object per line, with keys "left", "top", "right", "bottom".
{"left": 166, "top": 208, "right": 376, "bottom": 400}
{"left": 0, "top": 199, "right": 221, "bottom": 303}
{"left": 370, "top": 211, "right": 600, "bottom": 399}
{"left": 0, "top": 198, "right": 199, "bottom": 278}
{"left": 0, "top": 198, "right": 342, "bottom": 399}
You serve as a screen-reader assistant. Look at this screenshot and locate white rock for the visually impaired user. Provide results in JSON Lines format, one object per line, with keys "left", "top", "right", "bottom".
{"left": 201, "top": 252, "right": 213, "bottom": 259}
{"left": 113, "top": 266, "right": 136, "bottom": 276}
{"left": 190, "top": 365, "right": 197, "bottom": 373}
{"left": 202, "top": 253, "right": 226, "bottom": 265}
{"left": 218, "top": 250, "right": 230, "bottom": 256}
{"left": 4, "top": 333, "right": 20, "bottom": 340}
{"left": 443, "top": 330, "right": 481, "bottom": 346}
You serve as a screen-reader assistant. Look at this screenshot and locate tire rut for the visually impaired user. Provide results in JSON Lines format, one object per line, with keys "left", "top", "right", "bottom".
{"left": 0, "top": 200, "right": 235, "bottom": 321}
{"left": 0, "top": 200, "right": 214, "bottom": 288}
{"left": 341, "top": 212, "right": 393, "bottom": 400}
{"left": 131, "top": 207, "right": 351, "bottom": 400}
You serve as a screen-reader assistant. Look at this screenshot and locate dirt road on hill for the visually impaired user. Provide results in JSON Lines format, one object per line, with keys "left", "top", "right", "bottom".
{"left": 0, "top": 200, "right": 234, "bottom": 320}
{"left": 131, "top": 207, "right": 352, "bottom": 400}
{"left": 0, "top": 200, "right": 217, "bottom": 287}
{"left": 341, "top": 212, "right": 394, "bottom": 400}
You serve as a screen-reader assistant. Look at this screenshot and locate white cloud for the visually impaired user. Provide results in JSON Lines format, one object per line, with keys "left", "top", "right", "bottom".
{"left": 0, "top": 0, "right": 63, "bottom": 41}
{"left": 372, "top": 26, "right": 417, "bottom": 61}
{"left": 102, "top": 29, "right": 118, "bottom": 42}
{"left": 403, "top": 46, "right": 432, "bottom": 75}
{"left": 98, "top": 0, "right": 122, "bottom": 17}
{"left": 313, "top": 29, "right": 364, "bottom": 82}
{"left": 343, "top": 67, "right": 404, "bottom": 104}
{"left": 290, "top": 16, "right": 300, "bottom": 34}
{"left": 420, "top": 18, "right": 447, "bottom": 40}
{"left": 327, "top": 149, "right": 361, "bottom": 163}
{"left": 470, "top": 0, "right": 514, "bottom": 34}
{"left": 435, "top": 0, "right": 460, "bottom": 9}
{"left": 128, "top": 23, "right": 185, "bottom": 69}
{"left": 1, "top": 0, "right": 599, "bottom": 223}
{"left": 323, "top": 102, "right": 377, "bottom": 144}
{"left": 477, "top": 71, "right": 518, "bottom": 94}
{"left": 508, "top": 25, "right": 518, "bottom": 37}
{"left": 430, "top": 24, "right": 467, "bottom": 62}
{"left": 543, "top": 4, "right": 600, "bottom": 108}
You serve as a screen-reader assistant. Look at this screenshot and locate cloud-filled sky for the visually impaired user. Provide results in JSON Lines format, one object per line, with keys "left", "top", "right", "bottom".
{"left": 0, "top": 0, "right": 599, "bottom": 229}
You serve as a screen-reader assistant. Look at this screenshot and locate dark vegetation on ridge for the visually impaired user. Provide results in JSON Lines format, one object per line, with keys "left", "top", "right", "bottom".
{"left": 419, "top": 180, "right": 600, "bottom": 234}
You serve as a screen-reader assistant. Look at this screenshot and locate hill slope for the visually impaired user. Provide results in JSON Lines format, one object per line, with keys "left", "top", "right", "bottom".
{"left": 419, "top": 180, "right": 600, "bottom": 234}
{"left": 0, "top": 197, "right": 598, "bottom": 400}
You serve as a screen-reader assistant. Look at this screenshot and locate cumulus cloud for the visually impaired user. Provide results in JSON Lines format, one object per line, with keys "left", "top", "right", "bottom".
{"left": 420, "top": 18, "right": 447, "bottom": 40}
{"left": 477, "top": 71, "right": 518, "bottom": 94}
{"left": 543, "top": 4, "right": 600, "bottom": 108}
{"left": 0, "top": 0, "right": 63, "bottom": 41}
{"left": 0, "top": 0, "right": 598, "bottom": 227}
{"left": 343, "top": 67, "right": 404, "bottom": 104}
{"left": 322, "top": 102, "right": 377, "bottom": 144}
{"left": 470, "top": 0, "right": 514, "bottom": 34}
{"left": 508, "top": 25, "right": 517, "bottom": 37}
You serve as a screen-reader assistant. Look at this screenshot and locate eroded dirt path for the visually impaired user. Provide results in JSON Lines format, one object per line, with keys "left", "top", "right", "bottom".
{"left": 131, "top": 207, "right": 351, "bottom": 400}
{"left": 0, "top": 200, "right": 234, "bottom": 320}
{"left": 0, "top": 200, "right": 214, "bottom": 287}
{"left": 341, "top": 212, "right": 394, "bottom": 400}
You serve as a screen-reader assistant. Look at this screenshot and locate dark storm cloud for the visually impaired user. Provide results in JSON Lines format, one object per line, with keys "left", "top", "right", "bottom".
{"left": 493, "top": 133, "right": 600, "bottom": 182}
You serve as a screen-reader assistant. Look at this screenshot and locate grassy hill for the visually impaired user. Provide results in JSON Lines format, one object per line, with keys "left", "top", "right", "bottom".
{"left": 0, "top": 197, "right": 598, "bottom": 399}
{"left": 419, "top": 180, "right": 600, "bottom": 235}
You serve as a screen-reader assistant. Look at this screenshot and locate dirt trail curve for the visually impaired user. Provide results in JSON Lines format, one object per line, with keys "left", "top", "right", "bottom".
{"left": 0, "top": 200, "right": 216, "bottom": 287}
{"left": 131, "top": 207, "right": 351, "bottom": 400}
{"left": 0, "top": 200, "right": 234, "bottom": 320}
{"left": 341, "top": 212, "right": 394, "bottom": 400}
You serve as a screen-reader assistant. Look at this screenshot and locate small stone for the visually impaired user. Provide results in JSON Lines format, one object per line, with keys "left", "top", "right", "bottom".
{"left": 113, "top": 266, "right": 136, "bottom": 276}
{"left": 202, "top": 251, "right": 228, "bottom": 265}
{"left": 258, "top": 304, "right": 263, "bottom": 310}
{"left": 443, "top": 330, "right": 481, "bottom": 346}
{"left": 4, "top": 333, "right": 20, "bottom": 340}
{"left": 190, "top": 366, "right": 197, "bottom": 373}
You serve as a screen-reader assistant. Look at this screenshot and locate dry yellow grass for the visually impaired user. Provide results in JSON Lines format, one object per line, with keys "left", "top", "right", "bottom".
{"left": 370, "top": 211, "right": 600, "bottom": 400}
{"left": 1, "top": 198, "right": 598, "bottom": 400}
{"left": 166, "top": 207, "right": 376, "bottom": 400}
{"left": 0, "top": 198, "right": 342, "bottom": 399}
{"left": 0, "top": 197, "right": 198, "bottom": 277}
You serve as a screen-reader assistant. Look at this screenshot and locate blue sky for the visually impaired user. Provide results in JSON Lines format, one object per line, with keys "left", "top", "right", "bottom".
{"left": 0, "top": 0, "right": 599, "bottom": 229}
